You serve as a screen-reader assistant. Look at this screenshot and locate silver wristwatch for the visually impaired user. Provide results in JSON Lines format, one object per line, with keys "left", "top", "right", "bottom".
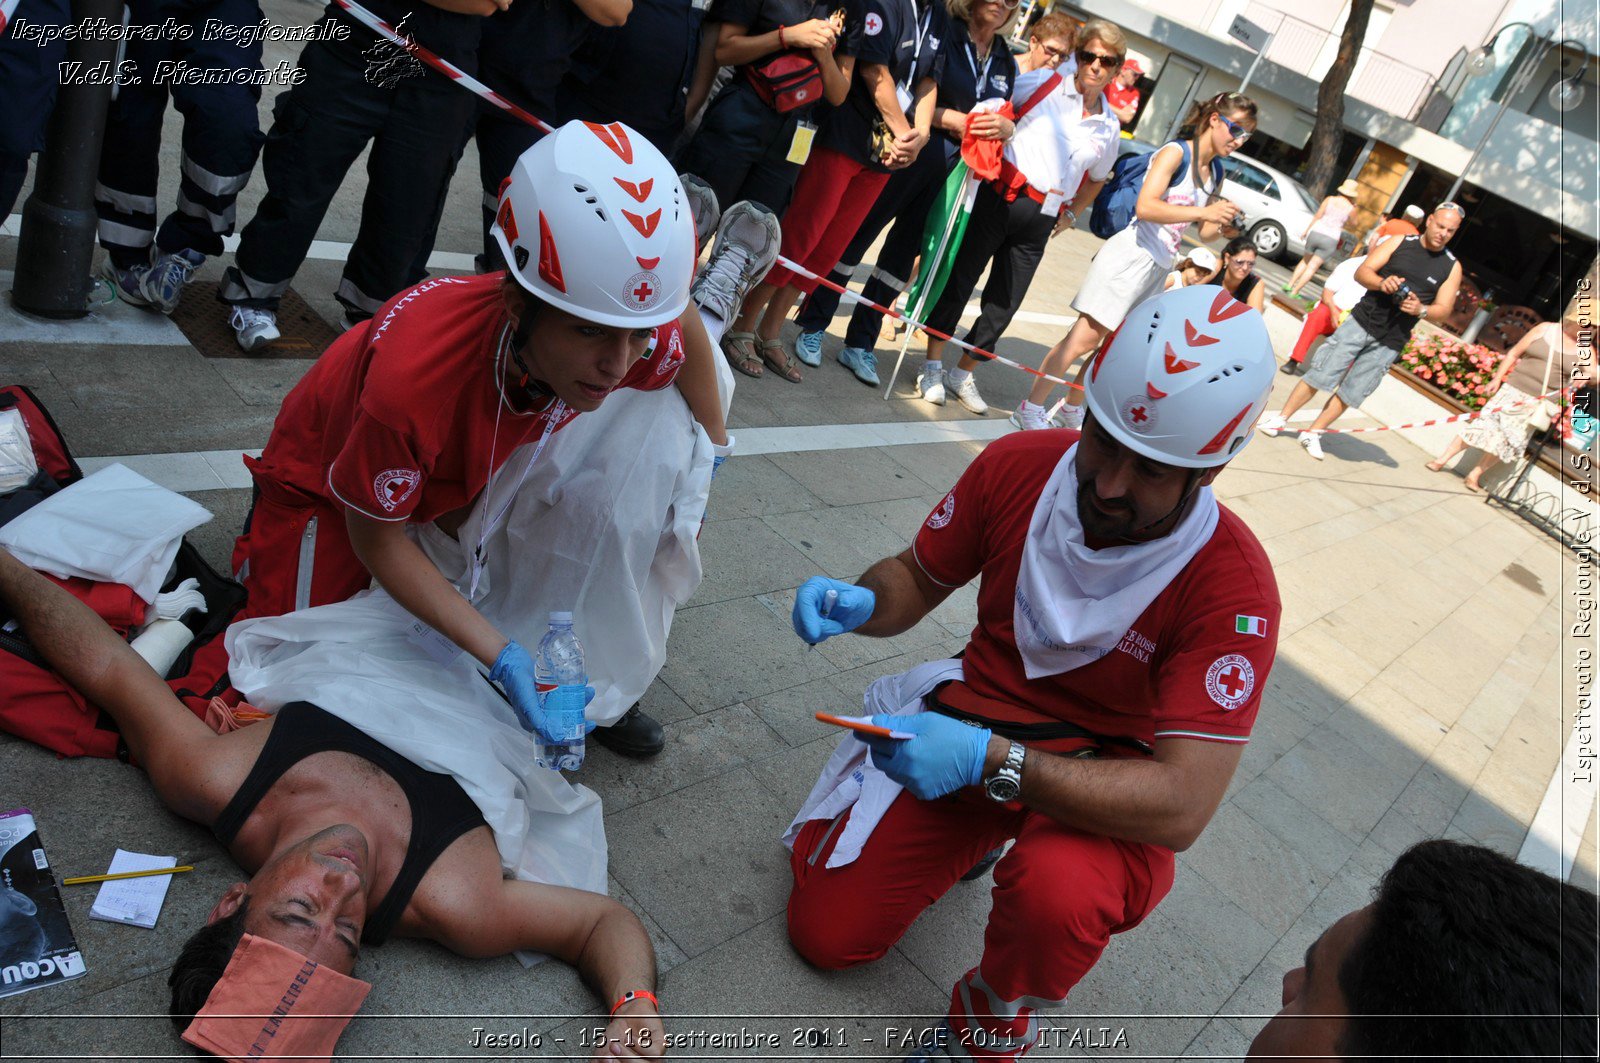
{"left": 984, "top": 741, "right": 1025, "bottom": 803}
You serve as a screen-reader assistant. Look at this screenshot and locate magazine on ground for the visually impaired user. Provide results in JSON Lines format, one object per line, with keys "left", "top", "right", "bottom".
{"left": 1, "top": 808, "right": 87, "bottom": 999}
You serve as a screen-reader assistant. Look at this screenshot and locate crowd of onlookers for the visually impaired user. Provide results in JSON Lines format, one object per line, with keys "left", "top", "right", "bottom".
{"left": 3, "top": 0, "right": 1585, "bottom": 469}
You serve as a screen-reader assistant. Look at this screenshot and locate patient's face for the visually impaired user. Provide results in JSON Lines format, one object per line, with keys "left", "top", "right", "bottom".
{"left": 215, "top": 825, "right": 370, "bottom": 973}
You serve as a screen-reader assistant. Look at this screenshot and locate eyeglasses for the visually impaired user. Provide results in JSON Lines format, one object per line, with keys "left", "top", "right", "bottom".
{"left": 1216, "top": 114, "right": 1253, "bottom": 144}
{"left": 1076, "top": 49, "right": 1124, "bottom": 70}
{"left": 1039, "top": 41, "right": 1071, "bottom": 60}
{"left": 985, "top": 0, "right": 1022, "bottom": 8}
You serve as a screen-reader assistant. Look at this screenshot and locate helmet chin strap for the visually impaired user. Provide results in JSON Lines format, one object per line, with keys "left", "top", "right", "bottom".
{"left": 504, "top": 315, "right": 554, "bottom": 404}
{"left": 1117, "top": 468, "right": 1205, "bottom": 543}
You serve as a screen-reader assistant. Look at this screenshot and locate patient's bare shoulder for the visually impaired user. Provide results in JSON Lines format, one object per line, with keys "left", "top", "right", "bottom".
{"left": 390, "top": 826, "right": 504, "bottom": 948}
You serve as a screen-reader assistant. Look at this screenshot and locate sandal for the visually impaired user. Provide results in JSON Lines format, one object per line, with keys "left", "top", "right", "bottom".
{"left": 759, "top": 337, "right": 803, "bottom": 383}
{"left": 721, "top": 331, "right": 763, "bottom": 378}
{"left": 1424, "top": 460, "right": 1445, "bottom": 472}
{"left": 1464, "top": 477, "right": 1483, "bottom": 493}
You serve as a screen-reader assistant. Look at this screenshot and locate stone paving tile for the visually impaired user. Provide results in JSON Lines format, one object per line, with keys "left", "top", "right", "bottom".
{"left": 578, "top": 703, "right": 787, "bottom": 814}
{"left": 687, "top": 516, "right": 825, "bottom": 606}
{"left": 761, "top": 504, "right": 918, "bottom": 582}
{"left": 658, "top": 597, "right": 840, "bottom": 710}
{"left": 1182, "top": 804, "right": 1328, "bottom": 937}
{"left": 1228, "top": 776, "right": 1358, "bottom": 882}
{"left": 1262, "top": 725, "right": 1412, "bottom": 842}
{"left": 704, "top": 454, "right": 828, "bottom": 522}
{"left": 749, "top": 675, "right": 870, "bottom": 748}
{"left": 604, "top": 768, "right": 797, "bottom": 958}
{"left": 1227, "top": 696, "right": 1317, "bottom": 798}
{"left": 1157, "top": 862, "right": 1280, "bottom": 986}
{"left": 1331, "top": 678, "right": 1450, "bottom": 775}
{"left": 881, "top": 440, "right": 985, "bottom": 494}
{"left": 767, "top": 447, "right": 940, "bottom": 507}
{"left": 746, "top": 735, "right": 844, "bottom": 815}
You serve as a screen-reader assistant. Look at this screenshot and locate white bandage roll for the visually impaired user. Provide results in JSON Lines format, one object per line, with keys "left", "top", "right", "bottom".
{"left": 129, "top": 619, "right": 193, "bottom": 677}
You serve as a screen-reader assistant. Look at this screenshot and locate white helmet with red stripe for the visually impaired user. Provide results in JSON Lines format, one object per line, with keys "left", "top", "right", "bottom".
{"left": 1083, "top": 286, "right": 1275, "bottom": 468}
{"left": 490, "top": 120, "right": 695, "bottom": 329}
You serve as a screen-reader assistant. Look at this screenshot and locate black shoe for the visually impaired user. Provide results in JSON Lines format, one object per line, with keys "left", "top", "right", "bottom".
{"left": 960, "top": 846, "right": 1004, "bottom": 881}
{"left": 592, "top": 705, "right": 665, "bottom": 758}
{"left": 1279, "top": 360, "right": 1302, "bottom": 376}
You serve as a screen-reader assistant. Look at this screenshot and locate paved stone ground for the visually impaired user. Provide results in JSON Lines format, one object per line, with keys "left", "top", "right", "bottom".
{"left": 1, "top": 2, "right": 1592, "bottom": 1057}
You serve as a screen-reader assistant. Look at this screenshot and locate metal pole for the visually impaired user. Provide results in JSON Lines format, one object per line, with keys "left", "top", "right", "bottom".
{"left": 1446, "top": 36, "right": 1548, "bottom": 202}
{"left": 11, "top": 0, "right": 127, "bottom": 319}
{"left": 1239, "top": 32, "right": 1273, "bottom": 94}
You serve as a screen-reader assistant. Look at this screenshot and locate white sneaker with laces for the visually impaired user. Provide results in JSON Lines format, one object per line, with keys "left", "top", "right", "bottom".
{"left": 949, "top": 373, "right": 987, "bottom": 414}
{"left": 1299, "top": 430, "right": 1325, "bottom": 461}
{"left": 917, "top": 361, "right": 946, "bottom": 405}
{"left": 679, "top": 173, "right": 721, "bottom": 250}
{"left": 1057, "top": 403, "right": 1085, "bottom": 431}
{"left": 691, "top": 201, "right": 781, "bottom": 324}
{"left": 1257, "top": 412, "right": 1287, "bottom": 437}
{"left": 230, "top": 306, "right": 280, "bottom": 352}
{"left": 1009, "top": 401, "right": 1051, "bottom": 431}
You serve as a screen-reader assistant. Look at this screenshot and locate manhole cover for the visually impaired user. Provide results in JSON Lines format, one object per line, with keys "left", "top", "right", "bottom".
{"left": 170, "top": 281, "right": 338, "bottom": 360}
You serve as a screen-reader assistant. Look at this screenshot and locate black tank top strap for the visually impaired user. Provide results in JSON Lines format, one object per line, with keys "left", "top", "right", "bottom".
{"left": 212, "top": 702, "right": 486, "bottom": 945}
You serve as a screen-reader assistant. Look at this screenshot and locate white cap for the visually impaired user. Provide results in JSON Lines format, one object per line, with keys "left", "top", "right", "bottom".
{"left": 1402, "top": 204, "right": 1425, "bottom": 221}
{"left": 1185, "top": 247, "right": 1219, "bottom": 271}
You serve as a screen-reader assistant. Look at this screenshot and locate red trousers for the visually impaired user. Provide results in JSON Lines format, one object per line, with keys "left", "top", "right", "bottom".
{"left": 231, "top": 469, "right": 369, "bottom": 621}
{"left": 788, "top": 789, "right": 1174, "bottom": 1059}
{"left": 763, "top": 146, "right": 890, "bottom": 295}
{"left": 1291, "top": 302, "right": 1337, "bottom": 363}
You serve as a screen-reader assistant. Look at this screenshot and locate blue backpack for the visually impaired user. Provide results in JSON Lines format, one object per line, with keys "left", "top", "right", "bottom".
{"left": 1089, "top": 140, "right": 1225, "bottom": 239}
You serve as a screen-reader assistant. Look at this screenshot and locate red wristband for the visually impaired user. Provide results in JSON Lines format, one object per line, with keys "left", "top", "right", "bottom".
{"left": 610, "top": 990, "right": 659, "bottom": 1017}
{"left": 778, "top": 24, "right": 787, "bottom": 48}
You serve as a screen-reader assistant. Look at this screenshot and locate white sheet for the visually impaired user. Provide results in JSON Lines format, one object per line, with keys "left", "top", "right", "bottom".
{"left": 0, "top": 463, "right": 210, "bottom": 603}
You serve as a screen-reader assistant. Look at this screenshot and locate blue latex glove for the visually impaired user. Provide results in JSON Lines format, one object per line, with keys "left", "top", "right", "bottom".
{"left": 861, "top": 712, "right": 992, "bottom": 800}
{"left": 490, "top": 641, "right": 598, "bottom": 740}
{"left": 792, "top": 576, "right": 875, "bottom": 645}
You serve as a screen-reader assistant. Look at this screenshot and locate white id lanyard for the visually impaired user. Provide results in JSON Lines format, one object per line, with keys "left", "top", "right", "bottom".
{"left": 897, "top": 3, "right": 934, "bottom": 104}
{"left": 963, "top": 37, "right": 993, "bottom": 95}
{"left": 468, "top": 323, "right": 567, "bottom": 600}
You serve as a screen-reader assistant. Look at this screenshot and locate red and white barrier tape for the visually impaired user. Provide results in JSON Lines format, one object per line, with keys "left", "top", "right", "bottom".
{"left": 330, "top": 2, "right": 1583, "bottom": 432}
{"left": 0, "top": 0, "right": 21, "bottom": 38}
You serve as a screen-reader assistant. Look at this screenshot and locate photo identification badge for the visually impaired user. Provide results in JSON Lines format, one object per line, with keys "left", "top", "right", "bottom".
{"left": 405, "top": 618, "right": 463, "bottom": 667}
{"left": 787, "top": 120, "right": 817, "bottom": 165}
{"left": 1042, "top": 188, "right": 1066, "bottom": 218}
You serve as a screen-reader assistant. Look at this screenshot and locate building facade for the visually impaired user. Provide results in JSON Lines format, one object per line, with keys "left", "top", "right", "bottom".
{"left": 1056, "top": 0, "right": 1598, "bottom": 322}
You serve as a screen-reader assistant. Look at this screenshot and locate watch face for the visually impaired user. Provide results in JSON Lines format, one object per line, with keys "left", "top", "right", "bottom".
{"left": 986, "top": 775, "right": 1020, "bottom": 802}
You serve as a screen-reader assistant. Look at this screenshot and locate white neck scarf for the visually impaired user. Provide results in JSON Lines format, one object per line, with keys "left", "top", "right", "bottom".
{"left": 1013, "top": 444, "right": 1219, "bottom": 679}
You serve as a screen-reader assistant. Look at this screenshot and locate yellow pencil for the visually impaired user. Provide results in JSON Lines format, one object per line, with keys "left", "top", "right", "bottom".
{"left": 63, "top": 865, "right": 194, "bottom": 886}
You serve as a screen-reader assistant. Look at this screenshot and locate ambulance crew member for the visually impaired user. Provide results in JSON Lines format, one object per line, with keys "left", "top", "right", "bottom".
{"left": 785, "top": 286, "right": 1281, "bottom": 1060}
{"left": 232, "top": 122, "right": 720, "bottom": 738}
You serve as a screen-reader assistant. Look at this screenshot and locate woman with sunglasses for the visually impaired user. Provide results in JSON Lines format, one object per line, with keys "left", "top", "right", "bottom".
{"left": 1216, "top": 236, "right": 1267, "bottom": 312}
{"left": 1016, "top": 91, "right": 1255, "bottom": 430}
{"left": 914, "top": 16, "right": 1123, "bottom": 413}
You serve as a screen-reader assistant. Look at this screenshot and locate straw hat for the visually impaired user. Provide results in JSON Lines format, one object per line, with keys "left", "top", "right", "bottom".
{"left": 1337, "top": 179, "right": 1359, "bottom": 197}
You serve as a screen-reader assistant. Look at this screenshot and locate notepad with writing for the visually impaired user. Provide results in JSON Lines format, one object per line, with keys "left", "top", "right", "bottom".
{"left": 89, "top": 850, "right": 178, "bottom": 929}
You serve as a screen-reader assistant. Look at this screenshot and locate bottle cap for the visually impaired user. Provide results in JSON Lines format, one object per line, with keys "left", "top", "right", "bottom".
{"left": 549, "top": 610, "right": 574, "bottom": 625}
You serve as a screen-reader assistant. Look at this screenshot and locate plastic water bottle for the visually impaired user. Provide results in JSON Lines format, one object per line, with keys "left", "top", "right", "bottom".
{"left": 533, "top": 611, "right": 587, "bottom": 771}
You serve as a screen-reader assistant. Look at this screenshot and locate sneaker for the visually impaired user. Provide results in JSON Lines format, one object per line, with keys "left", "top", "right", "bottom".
{"left": 1057, "top": 402, "right": 1085, "bottom": 431}
{"left": 917, "top": 361, "right": 946, "bottom": 405}
{"left": 100, "top": 257, "right": 156, "bottom": 309}
{"left": 1009, "top": 401, "right": 1051, "bottom": 431}
{"left": 1257, "top": 412, "right": 1287, "bottom": 437}
{"left": 229, "top": 305, "right": 280, "bottom": 352}
{"left": 794, "top": 329, "right": 824, "bottom": 367}
{"left": 679, "top": 172, "right": 721, "bottom": 251}
{"left": 949, "top": 373, "right": 988, "bottom": 414}
{"left": 1279, "top": 360, "right": 1302, "bottom": 376}
{"left": 139, "top": 248, "right": 205, "bottom": 314}
{"left": 690, "top": 200, "right": 781, "bottom": 324}
{"left": 1299, "top": 430, "right": 1325, "bottom": 460}
{"left": 838, "top": 346, "right": 879, "bottom": 386}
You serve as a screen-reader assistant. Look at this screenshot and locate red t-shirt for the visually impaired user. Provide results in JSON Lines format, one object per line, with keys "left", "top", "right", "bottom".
{"left": 912, "top": 431, "right": 1280, "bottom": 749}
{"left": 251, "top": 273, "right": 685, "bottom": 523}
{"left": 1103, "top": 81, "right": 1140, "bottom": 118}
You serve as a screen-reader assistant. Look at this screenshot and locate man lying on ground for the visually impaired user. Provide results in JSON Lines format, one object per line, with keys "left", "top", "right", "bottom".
{"left": 0, "top": 546, "right": 663, "bottom": 1059}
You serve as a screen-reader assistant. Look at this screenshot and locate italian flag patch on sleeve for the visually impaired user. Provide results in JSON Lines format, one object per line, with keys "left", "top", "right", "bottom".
{"left": 1235, "top": 615, "right": 1267, "bottom": 637}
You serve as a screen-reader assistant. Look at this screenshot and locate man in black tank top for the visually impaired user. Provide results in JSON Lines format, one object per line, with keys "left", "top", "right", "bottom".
{"left": 1257, "top": 204, "right": 1464, "bottom": 460}
{"left": 0, "top": 550, "right": 666, "bottom": 1057}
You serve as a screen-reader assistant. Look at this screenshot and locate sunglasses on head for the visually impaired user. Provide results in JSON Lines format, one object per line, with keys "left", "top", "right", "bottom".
{"left": 1076, "top": 48, "right": 1124, "bottom": 70}
{"left": 984, "top": 0, "right": 1022, "bottom": 7}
